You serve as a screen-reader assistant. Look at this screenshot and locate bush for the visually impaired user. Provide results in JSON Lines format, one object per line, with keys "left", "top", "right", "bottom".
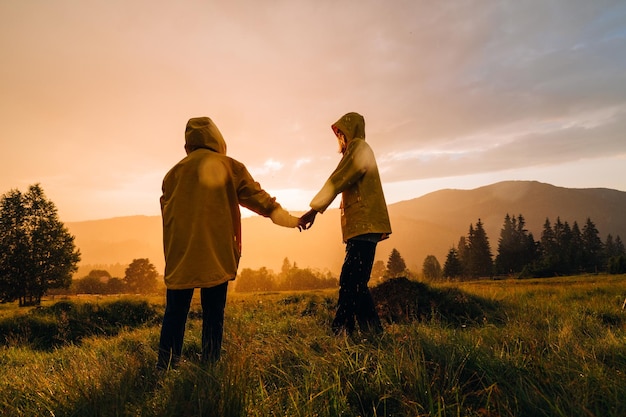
{"left": 370, "top": 277, "right": 505, "bottom": 326}
{"left": 0, "top": 298, "right": 160, "bottom": 350}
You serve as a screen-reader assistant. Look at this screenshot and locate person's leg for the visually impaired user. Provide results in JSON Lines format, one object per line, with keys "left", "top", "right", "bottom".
{"left": 157, "top": 288, "right": 194, "bottom": 369}
{"left": 200, "top": 282, "right": 229, "bottom": 362}
{"left": 353, "top": 241, "right": 383, "bottom": 334}
{"left": 332, "top": 240, "right": 361, "bottom": 335}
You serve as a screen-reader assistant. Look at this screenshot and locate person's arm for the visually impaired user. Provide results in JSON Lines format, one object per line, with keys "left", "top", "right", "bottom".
{"left": 310, "top": 139, "right": 371, "bottom": 213}
{"left": 269, "top": 206, "right": 300, "bottom": 228}
{"left": 236, "top": 163, "right": 300, "bottom": 228}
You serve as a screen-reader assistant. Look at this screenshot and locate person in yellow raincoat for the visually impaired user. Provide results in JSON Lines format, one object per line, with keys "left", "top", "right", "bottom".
{"left": 301, "top": 112, "right": 392, "bottom": 336}
{"left": 157, "top": 117, "right": 303, "bottom": 369}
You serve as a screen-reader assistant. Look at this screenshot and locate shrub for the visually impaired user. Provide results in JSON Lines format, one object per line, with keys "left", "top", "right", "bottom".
{"left": 0, "top": 298, "right": 160, "bottom": 350}
{"left": 370, "top": 277, "right": 505, "bottom": 326}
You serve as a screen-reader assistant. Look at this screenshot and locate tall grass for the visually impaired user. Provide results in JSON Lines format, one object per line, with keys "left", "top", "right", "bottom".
{"left": 1, "top": 276, "right": 625, "bottom": 416}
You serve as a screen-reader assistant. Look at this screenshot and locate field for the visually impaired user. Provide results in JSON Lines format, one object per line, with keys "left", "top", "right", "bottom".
{"left": 1, "top": 275, "right": 626, "bottom": 417}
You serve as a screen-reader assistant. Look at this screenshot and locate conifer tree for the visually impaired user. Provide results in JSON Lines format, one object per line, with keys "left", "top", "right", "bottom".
{"left": 495, "top": 214, "right": 536, "bottom": 275}
{"left": 539, "top": 217, "right": 563, "bottom": 275}
{"left": 604, "top": 234, "right": 617, "bottom": 260}
{"left": 371, "top": 260, "right": 386, "bottom": 283}
{"left": 607, "top": 235, "right": 626, "bottom": 274}
{"left": 443, "top": 247, "right": 463, "bottom": 279}
{"left": 603, "top": 234, "right": 624, "bottom": 273}
{"left": 569, "top": 221, "right": 584, "bottom": 273}
{"left": 386, "top": 248, "right": 407, "bottom": 278}
{"left": 495, "top": 214, "right": 516, "bottom": 274}
{"left": 556, "top": 218, "right": 574, "bottom": 274}
{"left": 581, "top": 217, "right": 603, "bottom": 273}
{"left": 616, "top": 236, "right": 626, "bottom": 255}
{"left": 467, "top": 219, "right": 493, "bottom": 278}
{"left": 457, "top": 236, "right": 469, "bottom": 278}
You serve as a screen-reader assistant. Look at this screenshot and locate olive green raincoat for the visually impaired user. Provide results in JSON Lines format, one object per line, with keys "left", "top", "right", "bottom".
{"left": 161, "top": 117, "right": 298, "bottom": 289}
{"left": 310, "top": 112, "right": 392, "bottom": 242}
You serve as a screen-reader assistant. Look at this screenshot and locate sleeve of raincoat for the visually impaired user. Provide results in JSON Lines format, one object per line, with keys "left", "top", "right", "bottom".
{"left": 310, "top": 140, "right": 370, "bottom": 213}
{"left": 269, "top": 206, "right": 300, "bottom": 228}
{"left": 236, "top": 163, "right": 300, "bottom": 228}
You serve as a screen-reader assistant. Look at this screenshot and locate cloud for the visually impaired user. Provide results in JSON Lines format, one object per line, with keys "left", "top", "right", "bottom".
{"left": 1, "top": 0, "right": 625, "bottom": 221}
{"left": 376, "top": 104, "right": 626, "bottom": 182}
{"left": 249, "top": 159, "right": 285, "bottom": 178}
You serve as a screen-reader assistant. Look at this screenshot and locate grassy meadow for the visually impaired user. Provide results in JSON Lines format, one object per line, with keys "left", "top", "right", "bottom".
{"left": 1, "top": 275, "right": 626, "bottom": 417}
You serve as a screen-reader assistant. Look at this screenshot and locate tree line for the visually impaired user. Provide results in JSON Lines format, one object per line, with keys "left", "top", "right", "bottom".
{"left": 55, "top": 258, "right": 161, "bottom": 295}
{"left": 436, "top": 214, "right": 626, "bottom": 280}
{"left": 235, "top": 258, "right": 336, "bottom": 292}
{"left": 236, "top": 248, "right": 414, "bottom": 292}
{"left": 2, "top": 184, "right": 624, "bottom": 305}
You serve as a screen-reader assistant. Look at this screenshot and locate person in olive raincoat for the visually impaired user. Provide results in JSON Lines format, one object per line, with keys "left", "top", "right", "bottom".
{"left": 157, "top": 116, "right": 303, "bottom": 369}
{"left": 300, "top": 112, "right": 392, "bottom": 336}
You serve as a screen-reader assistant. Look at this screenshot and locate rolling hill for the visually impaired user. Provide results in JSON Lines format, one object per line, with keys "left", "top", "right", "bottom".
{"left": 66, "top": 181, "right": 626, "bottom": 277}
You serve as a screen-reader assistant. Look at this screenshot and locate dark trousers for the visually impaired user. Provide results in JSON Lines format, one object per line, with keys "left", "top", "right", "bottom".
{"left": 157, "top": 282, "right": 228, "bottom": 369}
{"left": 332, "top": 239, "right": 383, "bottom": 335}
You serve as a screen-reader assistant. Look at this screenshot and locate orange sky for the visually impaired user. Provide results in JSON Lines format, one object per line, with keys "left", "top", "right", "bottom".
{"left": 1, "top": 1, "right": 625, "bottom": 222}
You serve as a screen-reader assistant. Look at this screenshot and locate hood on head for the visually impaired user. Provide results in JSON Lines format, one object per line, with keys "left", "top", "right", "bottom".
{"left": 331, "top": 112, "right": 365, "bottom": 142}
{"left": 184, "top": 117, "right": 227, "bottom": 155}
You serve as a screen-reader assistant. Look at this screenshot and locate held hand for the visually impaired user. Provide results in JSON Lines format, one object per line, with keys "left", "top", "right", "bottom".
{"left": 298, "top": 209, "right": 318, "bottom": 231}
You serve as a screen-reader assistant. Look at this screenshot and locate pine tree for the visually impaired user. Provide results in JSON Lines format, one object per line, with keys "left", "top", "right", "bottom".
{"left": 616, "top": 236, "right": 626, "bottom": 255}
{"left": 607, "top": 235, "right": 626, "bottom": 274}
{"left": 467, "top": 219, "right": 493, "bottom": 278}
{"left": 569, "top": 221, "right": 583, "bottom": 273}
{"left": 556, "top": 218, "right": 574, "bottom": 274}
{"left": 495, "top": 214, "right": 516, "bottom": 274}
{"left": 539, "top": 217, "right": 564, "bottom": 275}
{"left": 581, "top": 218, "right": 603, "bottom": 273}
{"left": 495, "top": 214, "right": 535, "bottom": 275}
{"left": 386, "top": 248, "right": 407, "bottom": 278}
{"left": 371, "top": 260, "right": 386, "bottom": 283}
{"left": 457, "top": 236, "right": 469, "bottom": 278}
{"left": 605, "top": 234, "right": 617, "bottom": 260}
{"left": 516, "top": 215, "right": 539, "bottom": 269}
{"left": 603, "top": 234, "right": 624, "bottom": 273}
{"left": 443, "top": 247, "right": 463, "bottom": 279}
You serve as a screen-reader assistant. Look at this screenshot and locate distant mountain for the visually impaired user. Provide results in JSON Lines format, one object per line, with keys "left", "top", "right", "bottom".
{"left": 66, "top": 181, "right": 626, "bottom": 277}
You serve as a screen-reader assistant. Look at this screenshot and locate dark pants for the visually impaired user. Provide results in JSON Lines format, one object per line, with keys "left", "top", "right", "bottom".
{"left": 157, "top": 282, "right": 228, "bottom": 369}
{"left": 332, "top": 239, "right": 383, "bottom": 335}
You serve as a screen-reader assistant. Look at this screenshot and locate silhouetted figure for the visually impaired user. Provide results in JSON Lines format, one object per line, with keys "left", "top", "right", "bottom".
{"left": 300, "top": 112, "right": 392, "bottom": 336}
{"left": 157, "top": 117, "right": 303, "bottom": 369}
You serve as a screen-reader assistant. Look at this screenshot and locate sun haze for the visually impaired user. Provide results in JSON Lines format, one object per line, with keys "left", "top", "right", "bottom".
{"left": 1, "top": 1, "right": 625, "bottom": 221}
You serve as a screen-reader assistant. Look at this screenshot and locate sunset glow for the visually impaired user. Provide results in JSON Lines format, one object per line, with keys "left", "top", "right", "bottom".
{"left": 1, "top": 1, "right": 625, "bottom": 221}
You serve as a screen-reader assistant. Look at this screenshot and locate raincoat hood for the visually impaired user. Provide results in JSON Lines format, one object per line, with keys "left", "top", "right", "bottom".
{"left": 311, "top": 112, "right": 392, "bottom": 242}
{"left": 185, "top": 117, "right": 227, "bottom": 155}
{"left": 332, "top": 112, "right": 366, "bottom": 143}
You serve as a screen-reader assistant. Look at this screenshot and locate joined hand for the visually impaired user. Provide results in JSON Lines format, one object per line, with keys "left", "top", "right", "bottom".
{"left": 298, "top": 209, "right": 318, "bottom": 231}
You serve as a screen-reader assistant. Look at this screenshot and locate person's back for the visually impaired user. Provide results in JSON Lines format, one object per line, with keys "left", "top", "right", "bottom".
{"left": 162, "top": 147, "right": 259, "bottom": 289}
{"left": 158, "top": 117, "right": 300, "bottom": 368}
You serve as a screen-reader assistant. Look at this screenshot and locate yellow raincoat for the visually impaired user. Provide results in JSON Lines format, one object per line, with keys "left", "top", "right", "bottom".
{"left": 310, "top": 112, "right": 392, "bottom": 242}
{"left": 161, "top": 117, "right": 298, "bottom": 289}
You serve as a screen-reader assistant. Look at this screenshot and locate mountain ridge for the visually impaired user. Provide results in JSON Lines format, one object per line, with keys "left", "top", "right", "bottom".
{"left": 66, "top": 181, "right": 626, "bottom": 277}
